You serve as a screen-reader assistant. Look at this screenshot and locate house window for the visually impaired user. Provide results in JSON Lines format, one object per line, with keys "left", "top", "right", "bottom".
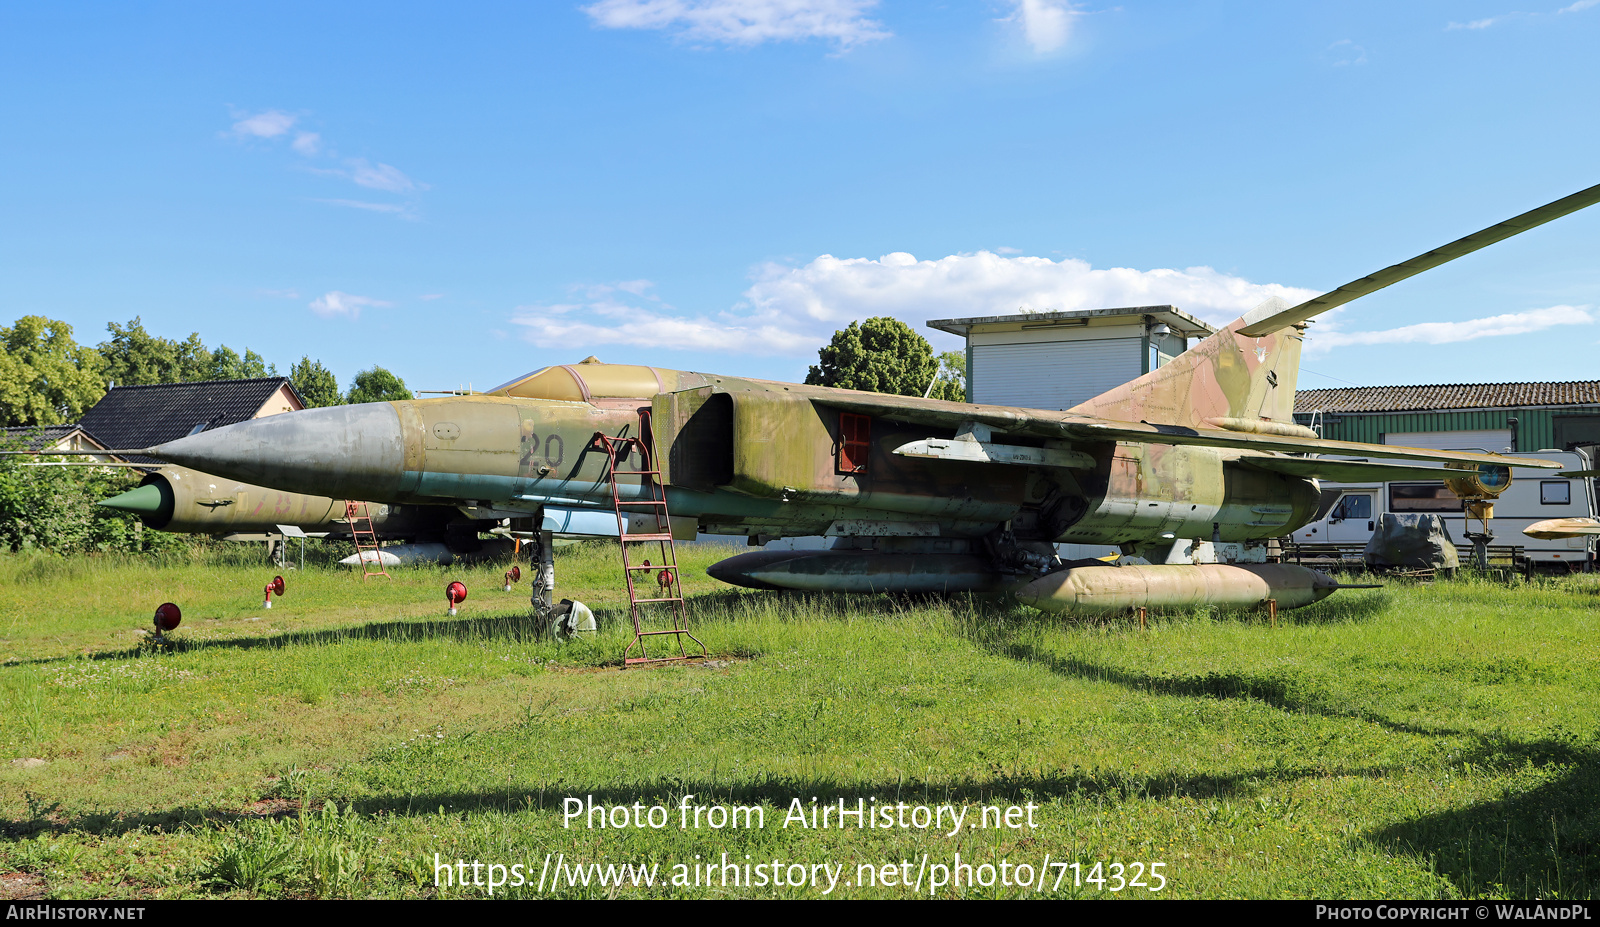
{"left": 838, "top": 413, "right": 870, "bottom": 473}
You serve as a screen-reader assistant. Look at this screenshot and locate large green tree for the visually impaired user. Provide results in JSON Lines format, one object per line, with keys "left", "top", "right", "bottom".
{"left": 99, "top": 317, "right": 213, "bottom": 386}
{"left": 805, "top": 316, "right": 941, "bottom": 397}
{"left": 0, "top": 316, "right": 106, "bottom": 426}
{"left": 99, "top": 317, "right": 273, "bottom": 386}
{"left": 208, "top": 345, "right": 274, "bottom": 380}
{"left": 929, "top": 349, "right": 967, "bottom": 402}
{"left": 345, "top": 366, "right": 412, "bottom": 405}
{"left": 290, "top": 356, "right": 342, "bottom": 408}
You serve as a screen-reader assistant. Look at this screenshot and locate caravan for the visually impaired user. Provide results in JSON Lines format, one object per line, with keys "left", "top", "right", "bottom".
{"left": 1291, "top": 448, "right": 1596, "bottom": 569}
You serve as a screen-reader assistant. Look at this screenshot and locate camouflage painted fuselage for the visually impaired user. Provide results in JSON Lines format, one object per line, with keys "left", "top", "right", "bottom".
{"left": 146, "top": 352, "right": 1319, "bottom": 549}
{"left": 109, "top": 464, "right": 474, "bottom": 542}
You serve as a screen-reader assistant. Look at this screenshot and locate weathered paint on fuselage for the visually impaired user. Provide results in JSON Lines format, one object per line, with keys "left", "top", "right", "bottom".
{"left": 126, "top": 465, "right": 464, "bottom": 540}
{"left": 364, "top": 363, "right": 1320, "bottom": 546}
{"left": 141, "top": 465, "right": 346, "bottom": 533}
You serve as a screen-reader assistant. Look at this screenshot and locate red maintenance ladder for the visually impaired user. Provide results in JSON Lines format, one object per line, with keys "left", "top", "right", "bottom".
{"left": 593, "top": 411, "right": 706, "bottom": 667}
{"left": 344, "top": 500, "right": 389, "bottom": 581}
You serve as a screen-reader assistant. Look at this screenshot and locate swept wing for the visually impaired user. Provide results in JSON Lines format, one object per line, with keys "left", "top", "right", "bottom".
{"left": 810, "top": 393, "right": 1561, "bottom": 471}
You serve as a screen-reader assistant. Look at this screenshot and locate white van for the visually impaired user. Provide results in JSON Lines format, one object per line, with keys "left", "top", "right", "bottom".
{"left": 1290, "top": 448, "right": 1596, "bottom": 568}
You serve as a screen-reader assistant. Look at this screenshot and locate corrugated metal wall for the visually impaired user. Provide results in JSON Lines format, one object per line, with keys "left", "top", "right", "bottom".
{"left": 1292, "top": 407, "right": 1600, "bottom": 452}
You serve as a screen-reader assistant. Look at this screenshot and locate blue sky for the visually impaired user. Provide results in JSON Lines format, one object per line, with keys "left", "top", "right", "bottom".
{"left": 3, "top": 1, "right": 1598, "bottom": 396}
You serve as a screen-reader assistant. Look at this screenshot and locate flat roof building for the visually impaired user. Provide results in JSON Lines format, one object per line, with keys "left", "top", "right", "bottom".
{"left": 928, "top": 305, "right": 1215, "bottom": 411}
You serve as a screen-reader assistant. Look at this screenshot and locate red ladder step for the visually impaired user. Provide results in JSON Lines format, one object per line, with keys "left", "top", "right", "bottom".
{"left": 344, "top": 500, "right": 389, "bottom": 581}
{"left": 593, "top": 409, "right": 706, "bottom": 668}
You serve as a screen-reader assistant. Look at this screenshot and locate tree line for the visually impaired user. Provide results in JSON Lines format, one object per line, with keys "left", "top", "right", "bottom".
{"left": 0, "top": 315, "right": 412, "bottom": 428}
{"left": 0, "top": 312, "right": 964, "bottom": 556}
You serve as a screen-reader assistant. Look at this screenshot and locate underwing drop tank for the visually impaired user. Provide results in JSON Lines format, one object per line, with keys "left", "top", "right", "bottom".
{"left": 705, "top": 549, "right": 1013, "bottom": 593}
{"left": 340, "top": 542, "right": 457, "bottom": 568}
{"left": 337, "top": 539, "right": 516, "bottom": 568}
{"left": 1016, "top": 563, "right": 1338, "bottom": 615}
{"left": 1523, "top": 517, "right": 1600, "bottom": 540}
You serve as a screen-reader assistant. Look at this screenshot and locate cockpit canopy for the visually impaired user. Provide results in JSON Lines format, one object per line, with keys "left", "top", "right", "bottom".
{"left": 485, "top": 358, "right": 671, "bottom": 402}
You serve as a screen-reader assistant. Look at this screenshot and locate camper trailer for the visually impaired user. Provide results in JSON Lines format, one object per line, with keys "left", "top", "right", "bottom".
{"left": 1290, "top": 448, "right": 1596, "bottom": 569}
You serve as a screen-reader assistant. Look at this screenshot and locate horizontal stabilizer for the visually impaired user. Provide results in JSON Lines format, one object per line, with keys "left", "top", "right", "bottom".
{"left": 1239, "top": 456, "right": 1498, "bottom": 483}
{"left": 1060, "top": 421, "right": 1561, "bottom": 469}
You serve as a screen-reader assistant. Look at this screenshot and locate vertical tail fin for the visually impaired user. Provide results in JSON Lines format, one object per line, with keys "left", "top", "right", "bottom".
{"left": 1069, "top": 298, "right": 1305, "bottom": 430}
{"left": 1070, "top": 182, "right": 1600, "bottom": 430}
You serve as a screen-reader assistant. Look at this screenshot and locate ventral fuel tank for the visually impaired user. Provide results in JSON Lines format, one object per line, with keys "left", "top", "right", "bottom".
{"left": 1016, "top": 563, "right": 1338, "bottom": 615}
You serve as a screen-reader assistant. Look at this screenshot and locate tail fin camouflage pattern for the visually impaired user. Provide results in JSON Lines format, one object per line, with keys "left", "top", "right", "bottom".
{"left": 1073, "top": 180, "right": 1600, "bottom": 432}
{"left": 1069, "top": 296, "right": 1305, "bottom": 433}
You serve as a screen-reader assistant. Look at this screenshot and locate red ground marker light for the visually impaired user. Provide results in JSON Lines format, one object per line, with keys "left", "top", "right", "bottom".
{"left": 263, "top": 575, "right": 286, "bottom": 609}
{"left": 153, "top": 602, "right": 182, "bottom": 635}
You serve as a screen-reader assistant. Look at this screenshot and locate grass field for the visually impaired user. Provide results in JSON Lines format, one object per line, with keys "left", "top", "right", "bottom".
{"left": 1, "top": 543, "right": 1598, "bottom": 899}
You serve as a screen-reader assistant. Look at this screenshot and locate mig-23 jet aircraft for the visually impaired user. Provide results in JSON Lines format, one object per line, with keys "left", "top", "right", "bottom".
{"left": 102, "top": 182, "right": 1600, "bottom": 616}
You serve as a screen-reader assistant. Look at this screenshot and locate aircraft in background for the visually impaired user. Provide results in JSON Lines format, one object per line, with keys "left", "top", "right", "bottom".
{"left": 98, "top": 464, "right": 513, "bottom": 566}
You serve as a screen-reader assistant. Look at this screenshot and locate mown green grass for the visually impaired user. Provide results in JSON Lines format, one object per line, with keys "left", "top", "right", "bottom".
{"left": 2, "top": 546, "right": 1598, "bottom": 899}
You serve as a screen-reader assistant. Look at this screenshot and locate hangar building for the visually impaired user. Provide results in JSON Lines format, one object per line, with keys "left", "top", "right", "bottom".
{"left": 1292, "top": 382, "right": 1600, "bottom": 452}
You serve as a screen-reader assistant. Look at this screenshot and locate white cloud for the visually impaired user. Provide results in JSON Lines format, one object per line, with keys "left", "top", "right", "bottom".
{"left": 1304, "top": 305, "right": 1594, "bottom": 353}
{"left": 347, "top": 158, "right": 422, "bottom": 193}
{"left": 1448, "top": 1, "right": 1594, "bottom": 27}
{"left": 226, "top": 110, "right": 425, "bottom": 203}
{"left": 309, "top": 291, "right": 395, "bottom": 319}
{"left": 511, "top": 298, "right": 812, "bottom": 354}
{"left": 1009, "top": 0, "right": 1076, "bottom": 54}
{"left": 509, "top": 253, "right": 1318, "bottom": 356}
{"left": 615, "top": 279, "right": 657, "bottom": 297}
{"left": 230, "top": 110, "right": 297, "bottom": 139}
{"left": 741, "top": 250, "right": 1318, "bottom": 331}
{"left": 581, "top": 0, "right": 889, "bottom": 48}
{"left": 306, "top": 160, "right": 426, "bottom": 195}
{"left": 1447, "top": 16, "right": 1505, "bottom": 29}
{"left": 312, "top": 198, "right": 418, "bottom": 220}
{"left": 1326, "top": 39, "right": 1367, "bottom": 66}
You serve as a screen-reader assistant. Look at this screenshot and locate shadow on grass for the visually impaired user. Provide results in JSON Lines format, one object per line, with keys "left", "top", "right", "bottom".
{"left": 8, "top": 605, "right": 688, "bottom": 668}
{"left": 11, "top": 744, "right": 1593, "bottom": 900}
{"left": 973, "top": 634, "right": 1464, "bottom": 738}
{"left": 5, "top": 587, "right": 941, "bottom": 669}
{"left": 2, "top": 761, "right": 1391, "bottom": 842}
{"left": 972, "top": 620, "right": 1600, "bottom": 897}
{"left": 1366, "top": 735, "right": 1600, "bottom": 898}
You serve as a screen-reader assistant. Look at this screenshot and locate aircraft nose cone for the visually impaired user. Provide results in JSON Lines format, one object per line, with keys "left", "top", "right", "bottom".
{"left": 150, "top": 403, "right": 406, "bottom": 501}
{"left": 98, "top": 476, "right": 176, "bottom": 528}
{"left": 99, "top": 483, "right": 170, "bottom": 517}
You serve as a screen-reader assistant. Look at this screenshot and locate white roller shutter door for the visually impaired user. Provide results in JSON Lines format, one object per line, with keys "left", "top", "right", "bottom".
{"left": 971, "top": 339, "right": 1143, "bottom": 410}
{"left": 1385, "top": 430, "right": 1514, "bottom": 452}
